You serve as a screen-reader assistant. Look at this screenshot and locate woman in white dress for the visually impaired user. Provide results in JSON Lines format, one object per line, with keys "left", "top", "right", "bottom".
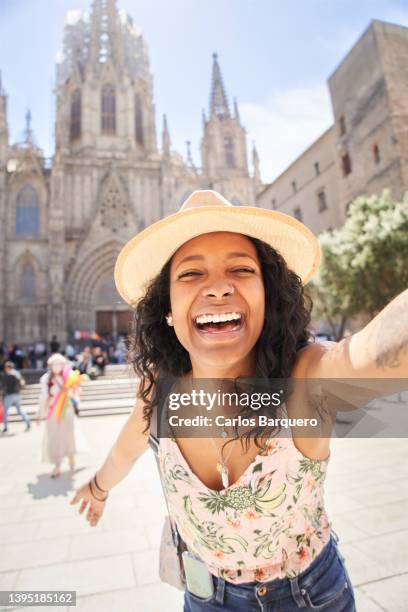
{"left": 37, "top": 353, "right": 82, "bottom": 478}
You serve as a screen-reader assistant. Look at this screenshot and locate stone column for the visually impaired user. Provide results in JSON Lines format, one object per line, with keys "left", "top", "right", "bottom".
{"left": 47, "top": 161, "right": 67, "bottom": 345}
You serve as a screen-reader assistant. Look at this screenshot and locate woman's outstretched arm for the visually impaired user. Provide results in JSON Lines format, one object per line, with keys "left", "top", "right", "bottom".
{"left": 306, "top": 288, "right": 408, "bottom": 379}
{"left": 93, "top": 387, "right": 151, "bottom": 491}
{"left": 70, "top": 380, "right": 152, "bottom": 525}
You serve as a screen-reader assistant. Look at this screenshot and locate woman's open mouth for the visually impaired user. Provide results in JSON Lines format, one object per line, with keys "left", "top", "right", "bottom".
{"left": 193, "top": 311, "right": 244, "bottom": 335}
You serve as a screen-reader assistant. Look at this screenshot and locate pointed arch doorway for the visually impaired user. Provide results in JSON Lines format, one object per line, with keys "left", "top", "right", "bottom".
{"left": 94, "top": 277, "right": 133, "bottom": 338}
{"left": 66, "top": 241, "right": 133, "bottom": 341}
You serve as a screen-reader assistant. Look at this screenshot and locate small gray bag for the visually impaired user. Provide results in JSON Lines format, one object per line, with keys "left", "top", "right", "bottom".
{"left": 149, "top": 385, "right": 186, "bottom": 591}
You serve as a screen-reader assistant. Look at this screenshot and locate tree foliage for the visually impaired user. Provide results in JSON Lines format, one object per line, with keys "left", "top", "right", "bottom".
{"left": 309, "top": 190, "right": 408, "bottom": 338}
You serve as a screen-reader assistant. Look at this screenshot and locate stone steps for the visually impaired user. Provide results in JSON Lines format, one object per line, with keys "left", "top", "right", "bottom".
{"left": 5, "top": 366, "right": 139, "bottom": 422}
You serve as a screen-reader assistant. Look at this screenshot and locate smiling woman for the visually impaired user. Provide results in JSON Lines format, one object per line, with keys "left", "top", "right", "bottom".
{"left": 69, "top": 190, "right": 365, "bottom": 611}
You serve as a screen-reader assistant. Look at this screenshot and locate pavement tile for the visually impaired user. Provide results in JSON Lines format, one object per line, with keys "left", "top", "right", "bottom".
{"left": 329, "top": 515, "right": 367, "bottom": 543}
{"left": 361, "top": 573, "right": 408, "bottom": 611}
{"left": 67, "top": 528, "right": 150, "bottom": 561}
{"left": 0, "top": 536, "right": 70, "bottom": 572}
{"left": 14, "top": 554, "right": 136, "bottom": 596}
{"left": 339, "top": 543, "right": 391, "bottom": 586}
{"left": 0, "top": 570, "right": 19, "bottom": 590}
{"left": 145, "top": 521, "right": 165, "bottom": 548}
{"left": 131, "top": 549, "right": 161, "bottom": 586}
{"left": 0, "top": 506, "right": 25, "bottom": 525}
{"left": 36, "top": 516, "right": 97, "bottom": 539}
{"left": 0, "top": 521, "right": 42, "bottom": 545}
{"left": 331, "top": 499, "right": 408, "bottom": 537}
{"left": 352, "top": 530, "right": 408, "bottom": 576}
{"left": 353, "top": 587, "right": 387, "bottom": 611}
{"left": 75, "top": 583, "right": 183, "bottom": 612}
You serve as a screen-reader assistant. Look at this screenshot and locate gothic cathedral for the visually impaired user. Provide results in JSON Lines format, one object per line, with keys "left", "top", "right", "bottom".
{"left": 0, "top": 0, "right": 260, "bottom": 346}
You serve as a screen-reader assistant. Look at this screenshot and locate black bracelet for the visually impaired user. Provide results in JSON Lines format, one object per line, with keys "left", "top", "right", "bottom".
{"left": 94, "top": 473, "right": 109, "bottom": 493}
{"left": 89, "top": 479, "right": 108, "bottom": 502}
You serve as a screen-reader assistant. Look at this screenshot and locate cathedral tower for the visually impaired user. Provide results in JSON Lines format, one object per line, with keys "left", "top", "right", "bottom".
{"left": 52, "top": 0, "right": 163, "bottom": 339}
{"left": 55, "top": 0, "right": 157, "bottom": 156}
{"left": 200, "top": 54, "right": 256, "bottom": 204}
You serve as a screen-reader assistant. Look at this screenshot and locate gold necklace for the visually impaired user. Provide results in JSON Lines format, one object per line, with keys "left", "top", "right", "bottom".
{"left": 184, "top": 371, "right": 237, "bottom": 488}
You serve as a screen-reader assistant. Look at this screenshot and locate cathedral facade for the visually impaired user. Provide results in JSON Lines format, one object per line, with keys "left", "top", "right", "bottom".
{"left": 0, "top": 0, "right": 260, "bottom": 346}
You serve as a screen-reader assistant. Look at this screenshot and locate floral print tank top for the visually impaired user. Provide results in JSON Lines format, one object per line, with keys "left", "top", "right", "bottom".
{"left": 159, "top": 434, "right": 332, "bottom": 584}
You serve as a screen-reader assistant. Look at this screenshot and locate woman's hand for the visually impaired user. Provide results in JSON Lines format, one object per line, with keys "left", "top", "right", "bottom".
{"left": 69, "top": 480, "right": 108, "bottom": 527}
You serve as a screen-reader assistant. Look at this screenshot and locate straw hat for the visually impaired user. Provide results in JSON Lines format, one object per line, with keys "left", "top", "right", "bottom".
{"left": 47, "top": 353, "right": 68, "bottom": 366}
{"left": 114, "top": 190, "right": 321, "bottom": 306}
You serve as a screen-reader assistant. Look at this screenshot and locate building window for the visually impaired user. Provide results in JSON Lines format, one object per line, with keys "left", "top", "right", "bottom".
{"left": 20, "top": 261, "right": 36, "bottom": 301}
{"left": 69, "top": 89, "right": 81, "bottom": 142}
{"left": 134, "top": 93, "right": 144, "bottom": 146}
{"left": 224, "top": 136, "right": 236, "bottom": 168}
{"left": 16, "top": 185, "right": 40, "bottom": 237}
{"left": 314, "top": 161, "right": 320, "bottom": 176}
{"left": 271, "top": 198, "right": 276, "bottom": 209}
{"left": 293, "top": 206, "right": 302, "bottom": 222}
{"left": 339, "top": 115, "right": 346, "bottom": 136}
{"left": 341, "top": 153, "right": 352, "bottom": 177}
{"left": 373, "top": 143, "right": 381, "bottom": 164}
{"left": 101, "top": 84, "right": 116, "bottom": 134}
{"left": 317, "top": 190, "right": 327, "bottom": 212}
{"left": 292, "top": 180, "right": 297, "bottom": 193}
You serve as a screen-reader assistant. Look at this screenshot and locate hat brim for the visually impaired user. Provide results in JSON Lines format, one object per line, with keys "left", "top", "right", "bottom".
{"left": 114, "top": 206, "right": 321, "bottom": 306}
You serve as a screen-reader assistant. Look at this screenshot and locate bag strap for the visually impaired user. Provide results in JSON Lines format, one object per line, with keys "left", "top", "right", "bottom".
{"left": 148, "top": 377, "right": 182, "bottom": 550}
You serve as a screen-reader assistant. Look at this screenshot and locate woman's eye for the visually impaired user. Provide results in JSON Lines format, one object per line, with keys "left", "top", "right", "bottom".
{"left": 232, "top": 267, "right": 255, "bottom": 273}
{"left": 178, "top": 271, "right": 202, "bottom": 279}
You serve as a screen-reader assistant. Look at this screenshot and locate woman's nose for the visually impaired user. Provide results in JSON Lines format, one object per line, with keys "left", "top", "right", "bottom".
{"left": 202, "top": 281, "right": 234, "bottom": 299}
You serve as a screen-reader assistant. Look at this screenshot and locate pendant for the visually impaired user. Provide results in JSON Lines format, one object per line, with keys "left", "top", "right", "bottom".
{"left": 220, "top": 465, "right": 229, "bottom": 488}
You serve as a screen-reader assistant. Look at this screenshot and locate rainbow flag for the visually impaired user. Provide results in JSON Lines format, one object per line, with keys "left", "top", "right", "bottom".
{"left": 47, "top": 366, "right": 89, "bottom": 423}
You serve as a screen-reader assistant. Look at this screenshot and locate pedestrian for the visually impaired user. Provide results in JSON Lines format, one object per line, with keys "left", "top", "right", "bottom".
{"left": 70, "top": 189, "right": 407, "bottom": 610}
{"left": 65, "top": 343, "right": 76, "bottom": 360}
{"left": 36, "top": 353, "right": 87, "bottom": 478}
{"left": 0, "top": 361, "right": 30, "bottom": 434}
{"left": 92, "top": 347, "right": 107, "bottom": 377}
{"left": 50, "top": 335, "right": 60, "bottom": 355}
{"left": 28, "top": 345, "right": 36, "bottom": 369}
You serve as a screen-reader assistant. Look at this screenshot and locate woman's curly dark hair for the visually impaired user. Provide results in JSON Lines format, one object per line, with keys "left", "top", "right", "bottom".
{"left": 127, "top": 235, "right": 314, "bottom": 449}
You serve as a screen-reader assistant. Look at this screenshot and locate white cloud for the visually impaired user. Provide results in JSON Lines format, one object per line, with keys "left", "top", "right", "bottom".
{"left": 240, "top": 83, "right": 334, "bottom": 183}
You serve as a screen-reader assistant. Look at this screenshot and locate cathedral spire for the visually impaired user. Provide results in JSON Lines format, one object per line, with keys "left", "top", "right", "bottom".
{"left": 209, "top": 53, "right": 230, "bottom": 120}
{"left": 162, "top": 114, "right": 171, "bottom": 156}
{"left": 186, "top": 140, "right": 196, "bottom": 171}
{"left": 24, "top": 108, "right": 33, "bottom": 144}
{"left": 233, "top": 97, "right": 241, "bottom": 124}
{"left": 0, "top": 71, "right": 8, "bottom": 137}
{"left": 252, "top": 141, "right": 261, "bottom": 183}
{"left": 89, "top": 0, "right": 121, "bottom": 67}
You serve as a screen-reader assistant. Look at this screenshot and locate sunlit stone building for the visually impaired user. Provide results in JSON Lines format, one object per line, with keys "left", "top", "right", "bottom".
{"left": 258, "top": 20, "right": 408, "bottom": 234}
{"left": 0, "top": 0, "right": 260, "bottom": 345}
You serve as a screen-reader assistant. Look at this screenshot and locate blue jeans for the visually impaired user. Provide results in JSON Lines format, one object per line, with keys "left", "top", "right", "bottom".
{"left": 184, "top": 532, "right": 355, "bottom": 611}
{"left": 2, "top": 394, "right": 30, "bottom": 429}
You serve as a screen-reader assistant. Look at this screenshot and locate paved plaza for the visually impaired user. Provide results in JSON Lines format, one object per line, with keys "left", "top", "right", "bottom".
{"left": 1, "top": 412, "right": 408, "bottom": 611}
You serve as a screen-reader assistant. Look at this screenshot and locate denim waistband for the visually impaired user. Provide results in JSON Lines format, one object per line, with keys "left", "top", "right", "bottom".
{"left": 209, "top": 530, "right": 341, "bottom": 607}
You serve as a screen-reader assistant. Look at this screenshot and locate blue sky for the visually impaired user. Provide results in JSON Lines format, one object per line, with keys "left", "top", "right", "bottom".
{"left": 1, "top": 0, "right": 408, "bottom": 182}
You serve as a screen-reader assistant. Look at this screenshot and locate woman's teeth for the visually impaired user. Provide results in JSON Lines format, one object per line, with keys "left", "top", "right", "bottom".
{"left": 195, "top": 312, "right": 241, "bottom": 326}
